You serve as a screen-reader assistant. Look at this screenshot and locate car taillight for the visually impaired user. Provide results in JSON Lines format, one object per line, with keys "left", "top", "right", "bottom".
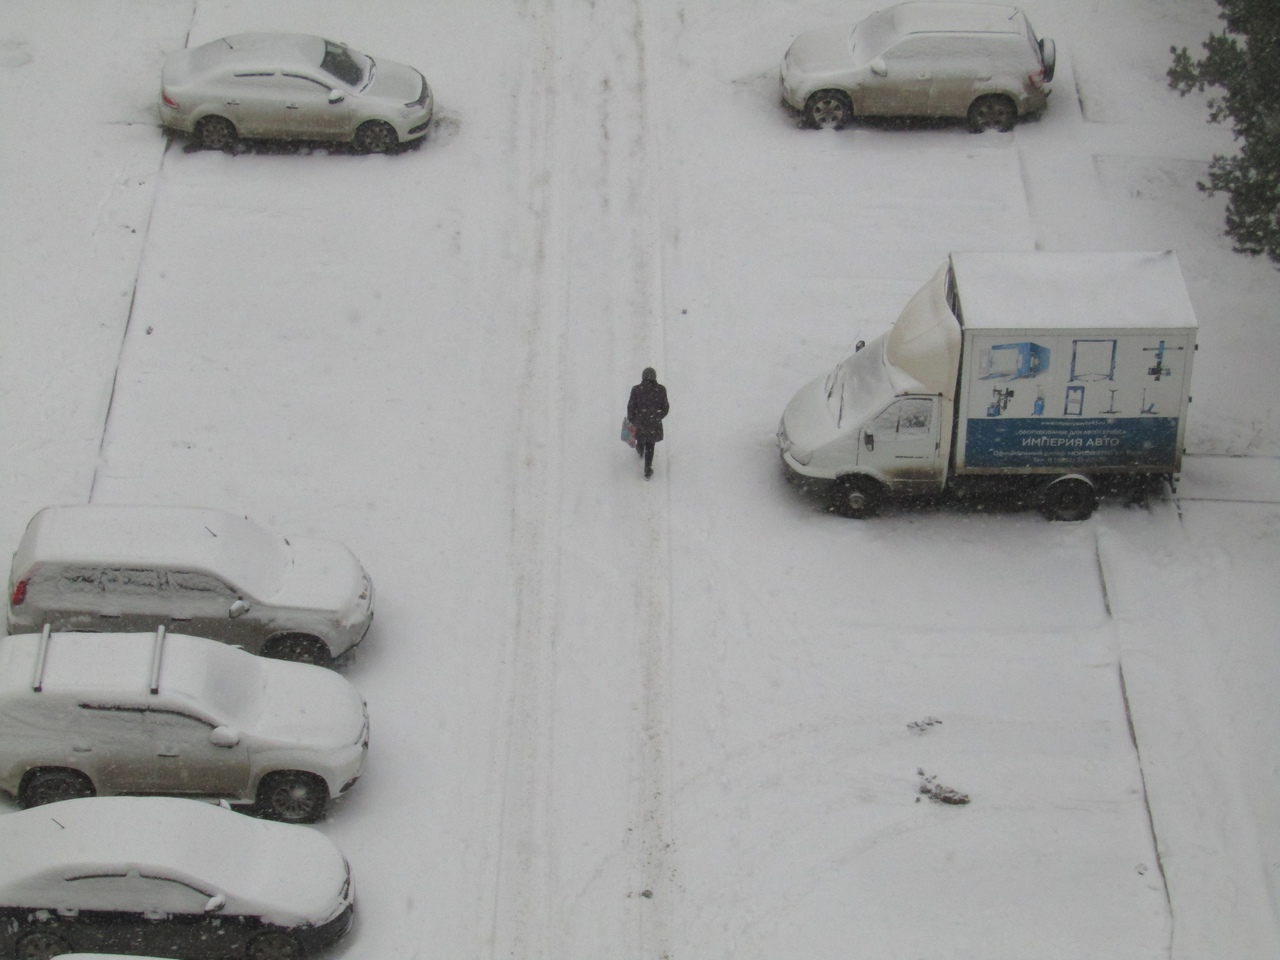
{"left": 1027, "top": 68, "right": 1044, "bottom": 91}
{"left": 10, "top": 579, "right": 27, "bottom": 606}
{"left": 162, "top": 92, "right": 179, "bottom": 109}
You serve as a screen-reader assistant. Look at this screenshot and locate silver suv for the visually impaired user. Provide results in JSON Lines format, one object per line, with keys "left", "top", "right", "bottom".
{"left": 781, "top": 2, "right": 1055, "bottom": 131}
{"left": 0, "top": 629, "right": 369, "bottom": 822}
{"left": 7, "top": 505, "right": 374, "bottom": 667}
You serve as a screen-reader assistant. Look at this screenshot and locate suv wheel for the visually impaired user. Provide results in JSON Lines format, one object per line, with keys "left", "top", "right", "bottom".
{"left": 804, "top": 90, "right": 853, "bottom": 130}
{"left": 967, "top": 95, "right": 1017, "bottom": 132}
{"left": 19, "top": 768, "right": 94, "bottom": 808}
{"left": 257, "top": 770, "right": 328, "bottom": 823}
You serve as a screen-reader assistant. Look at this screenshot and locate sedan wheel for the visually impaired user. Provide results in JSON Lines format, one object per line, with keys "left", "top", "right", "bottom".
{"left": 247, "top": 932, "right": 305, "bottom": 960}
{"left": 16, "top": 932, "right": 73, "bottom": 960}
{"left": 194, "top": 115, "right": 237, "bottom": 150}
{"left": 967, "top": 95, "right": 1017, "bottom": 132}
{"left": 355, "top": 120, "right": 398, "bottom": 153}
{"left": 804, "top": 90, "right": 853, "bottom": 130}
{"left": 258, "top": 771, "right": 328, "bottom": 823}
{"left": 19, "top": 768, "right": 94, "bottom": 808}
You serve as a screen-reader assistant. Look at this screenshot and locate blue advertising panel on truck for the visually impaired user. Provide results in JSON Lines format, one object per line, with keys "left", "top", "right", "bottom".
{"left": 951, "top": 251, "right": 1196, "bottom": 476}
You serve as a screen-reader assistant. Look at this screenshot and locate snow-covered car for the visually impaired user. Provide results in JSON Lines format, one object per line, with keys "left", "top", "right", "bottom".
{"left": 780, "top": 1, "right": 1055, "bottom": 131}
{"left": 160, "top": 32, "right": 434, "bottom": 152}
{"left": 0, "top": 795, "right": 354, "bottom": 960}
{"left": 6, "top": 505, "right": 374, "bottom": 667}
{"left": 0, "top": 629, "right": 369, "bottom": 822}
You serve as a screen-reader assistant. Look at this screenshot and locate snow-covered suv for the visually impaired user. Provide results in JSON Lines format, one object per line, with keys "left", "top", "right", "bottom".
{"left": 781, "top": 1, "right": 1055, "bottom": 131}
{"left": 7, "top": 504, "right": 374, "bottom": 667}
{"left": 0, "top": 629, "right": 369, "bottom": 821}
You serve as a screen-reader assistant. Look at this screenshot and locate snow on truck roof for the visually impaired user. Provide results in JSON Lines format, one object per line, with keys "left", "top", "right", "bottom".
{"left": 949, "top": 251, "right": 1199, "bottom": 332}
{"left": 890, "top": 2, "right": 1026, "bottom": 36}
{"left": 11, "top": 505, "right": 287, "bottom": 597}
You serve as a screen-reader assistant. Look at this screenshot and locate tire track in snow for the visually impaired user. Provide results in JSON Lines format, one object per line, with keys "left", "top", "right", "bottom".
{"left": 621, "top": 4, "right": 675, "bottom": 956}
{"left": 484, "top": 2, "right": 676, "bottom": 956}
{"left": 486, "top": 0, "right": 570, "bottom": 955}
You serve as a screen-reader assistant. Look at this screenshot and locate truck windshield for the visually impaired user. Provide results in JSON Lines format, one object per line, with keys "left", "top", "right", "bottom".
{"left": 825, "top": 337, "right": 895, "bottom": 428}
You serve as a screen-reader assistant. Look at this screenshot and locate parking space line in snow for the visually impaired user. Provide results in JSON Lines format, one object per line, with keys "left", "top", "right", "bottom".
{"left": 88, "top": 140, "right": 177, "bottom": 503}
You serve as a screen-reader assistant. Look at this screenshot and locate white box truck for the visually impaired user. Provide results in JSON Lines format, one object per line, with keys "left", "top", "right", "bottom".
{"left": 777, "top": 251, "right": 1197, "bottom": 520}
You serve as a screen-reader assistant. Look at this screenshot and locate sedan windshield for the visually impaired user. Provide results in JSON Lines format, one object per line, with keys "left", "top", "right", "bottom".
{"left": 320, "top": 40, "right": 369, "bottom": 88}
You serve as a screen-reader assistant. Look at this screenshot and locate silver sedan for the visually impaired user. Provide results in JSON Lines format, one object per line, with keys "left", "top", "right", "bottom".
{"left": 160, "top": 32, "right": 433, "bottom": 152}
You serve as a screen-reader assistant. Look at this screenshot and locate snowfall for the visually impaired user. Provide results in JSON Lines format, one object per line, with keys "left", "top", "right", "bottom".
{"left": 1, "top": 0, "right": 1278, "bottom": 958}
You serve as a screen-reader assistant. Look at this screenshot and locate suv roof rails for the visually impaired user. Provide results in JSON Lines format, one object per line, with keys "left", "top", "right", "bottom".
{"left": 149, "top": 624, "right": 168, "bottom": 695}
{"left": 31, "top": 624, "right": 52, "bottom": 693}
{"left": 28, "top": 624, "right": 169, "bottom": 695}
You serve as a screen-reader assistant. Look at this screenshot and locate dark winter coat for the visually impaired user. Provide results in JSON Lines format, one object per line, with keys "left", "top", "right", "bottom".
{"left": 627, "top": 380, "right": 669, "bottom": 444}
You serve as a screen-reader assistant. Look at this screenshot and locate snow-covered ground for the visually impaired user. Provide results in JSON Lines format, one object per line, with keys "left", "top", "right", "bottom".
{"left": 2, "top": 0, "right": 1278, "bottom": 957}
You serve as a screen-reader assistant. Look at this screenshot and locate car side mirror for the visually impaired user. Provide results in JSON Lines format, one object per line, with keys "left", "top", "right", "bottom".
{"left": 328, "top": 89, "right": 345, "bottom": 104}
{"left": 210, "top": 726, "right": 240, "bottom": 748}
{"left": 864, "top": 432, "right": 875, "bottom": 452}
{"left": 205, "top": 894, "right": 226, "bottom": 914}
{"left": 229, "top": 599, "right": 249, "bottom": 619}
{"left": 870, "top": 58, "right": 888, "bottom": 77}
{"left": 854, "top": 340, "right": 865, "bottom": 353}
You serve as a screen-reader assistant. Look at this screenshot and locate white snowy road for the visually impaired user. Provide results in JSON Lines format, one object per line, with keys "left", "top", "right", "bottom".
{"left": 3, "top": 0, "right": 1280, "bottom": 957}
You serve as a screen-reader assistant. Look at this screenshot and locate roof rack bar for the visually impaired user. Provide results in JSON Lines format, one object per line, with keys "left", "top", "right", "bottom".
{"left": 32, "top": 623, "right": 52, "bottom": 693}
{"left": 149, "top": 624, "right": 167, "bottom": 695}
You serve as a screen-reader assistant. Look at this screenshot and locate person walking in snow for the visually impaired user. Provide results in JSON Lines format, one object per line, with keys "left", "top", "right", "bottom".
{"left": 627, "top": 367, "right": 669, "bottom": 479}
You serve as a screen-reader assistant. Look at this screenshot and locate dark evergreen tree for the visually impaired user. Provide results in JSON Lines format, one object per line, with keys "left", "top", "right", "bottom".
{"left": 1168, "top": 0, "right": 1280, "bottom": 265}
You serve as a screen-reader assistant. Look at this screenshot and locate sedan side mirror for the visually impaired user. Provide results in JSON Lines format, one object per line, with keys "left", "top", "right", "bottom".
{"left": 205, "top": 894, "right": 226, "bottom": 914}
{"left": 328, "top": 89, "right": 345, "bottom": 104}
{"left": 864, "top": 432, "right": 875, "bottom": 452}
{"left": 870, "top": 58, "right": 888, "bottom": 77}
{"left": 229, "top": 599, "right": 249, "bottom": 619}
{"left": 209, "top": 726, "right": 241, "bottom": 748}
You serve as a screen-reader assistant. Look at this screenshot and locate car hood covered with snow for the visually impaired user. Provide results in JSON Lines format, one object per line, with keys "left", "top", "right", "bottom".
{"left": 364, "top": 58, "right": 424, "bottom": 104}
{"left": 783, "top": 27, "right": 856, "bottom": 76}
{"left": 250, "top": 657, "right": 367, "bottom": 747}
{"left": 272, "top": 536, "right": 367, "bottom": 614}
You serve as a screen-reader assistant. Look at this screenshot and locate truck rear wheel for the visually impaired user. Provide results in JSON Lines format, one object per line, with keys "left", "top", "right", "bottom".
{"left": 831, "top": 475, "right": 883, "bottom": 518}
{"left": 1039, "top": 477, "right": 1097, "bottom": 521}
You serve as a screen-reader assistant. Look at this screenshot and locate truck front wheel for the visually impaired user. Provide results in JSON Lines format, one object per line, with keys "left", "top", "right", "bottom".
{"left": 1039, "top": 477, "right": 1097, "bottom": 521}
{"left": 831, "top": 475, "right": 883, "bottom": 519}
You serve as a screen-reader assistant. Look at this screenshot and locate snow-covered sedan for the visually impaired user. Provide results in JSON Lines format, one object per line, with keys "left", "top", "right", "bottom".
{"left": 160, "top": 32, "right": 434, "bottom": 152}
{"left": 0, "top": 796, "right": 354, "bottom": 960}
{"left": 0, "top": 630, "right": 369, "bottom": 823}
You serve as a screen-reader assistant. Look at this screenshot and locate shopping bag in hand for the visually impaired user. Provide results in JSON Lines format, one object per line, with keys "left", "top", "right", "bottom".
{"left": 621, "top": 418, "right": 637, "bottom": 448}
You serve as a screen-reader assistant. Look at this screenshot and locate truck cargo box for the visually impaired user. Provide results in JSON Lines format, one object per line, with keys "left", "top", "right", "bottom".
{"left": 951, "top": 251, "right": 1196, "bottom": 476}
